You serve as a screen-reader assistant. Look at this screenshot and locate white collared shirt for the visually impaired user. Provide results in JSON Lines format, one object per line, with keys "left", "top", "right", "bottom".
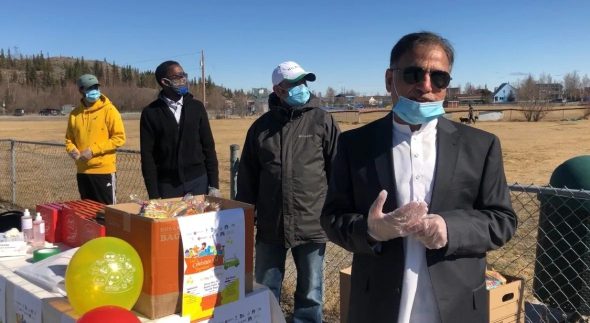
{"left": 161, "top": 95, "right": 183, "bottom": 124}
{"left": 392, "top": 118, "right": 441, "bottom": 323}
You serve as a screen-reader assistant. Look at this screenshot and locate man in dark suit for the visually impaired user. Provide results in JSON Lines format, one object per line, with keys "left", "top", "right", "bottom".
{"left": 140, "top": 61, "right": 219, "bottom": 199}
{"left": 321, "top": 31, "right": 517, "bottom": 323}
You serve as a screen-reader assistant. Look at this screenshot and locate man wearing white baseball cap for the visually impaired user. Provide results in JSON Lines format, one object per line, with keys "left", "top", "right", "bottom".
{"left": 236, "top": 61, "right": 340, "bottom": 322}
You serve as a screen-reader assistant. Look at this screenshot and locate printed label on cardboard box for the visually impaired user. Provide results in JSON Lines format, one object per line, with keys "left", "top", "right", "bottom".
{"left": 208, "top": 288, "right": 272, "bottom": 323}
{"left": 13, "top": 286, "right": 42, "bottom": 323}
{"left": 177, "top": 208, "right": 246, "bottom": 322}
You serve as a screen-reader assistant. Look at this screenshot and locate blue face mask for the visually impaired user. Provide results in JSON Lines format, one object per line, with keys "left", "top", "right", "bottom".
{"left": 172, "top": 85, "right": 189, "bottom": 96}
{"left": 85, "top": 89, "right": 101, "bottom": 103}
{"left": 393, "top": 96, "right": 445, "bottom": 125}
{"left": 285, "top": 84, "right": 311, "bottom": 107}
{"left": 164, "top": 76, "right": 189, "bottom": 96}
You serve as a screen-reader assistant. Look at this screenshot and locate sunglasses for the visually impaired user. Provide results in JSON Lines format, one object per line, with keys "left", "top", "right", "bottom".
{"left": 392, "top": 66, "right": 452, "bottom": 89}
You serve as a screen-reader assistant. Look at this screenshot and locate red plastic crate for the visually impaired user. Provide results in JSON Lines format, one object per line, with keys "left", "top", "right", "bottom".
{"left": 58, "top": 200, "right": 106, "bottom": 247}
{"left": 60, "top": 204, "right": 79, "bottom": 246}
{"left": 36, "top": 203, "right": 63, "bottom": 243}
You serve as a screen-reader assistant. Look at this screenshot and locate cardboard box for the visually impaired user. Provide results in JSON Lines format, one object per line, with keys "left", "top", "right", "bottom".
{"left": 489, "top": 275, "right": 524, "bottom": 323}
{"left": 43, "top": 297, "right": 78, "bottom": 323}
{"left": 104, "top": 196, "right": 255, "bottom": 319}
{"left": 492, "top": 312, "right": 525, "bottom": 323}
{"left": 340, "top": 267, "right": 352, "bottom": 323}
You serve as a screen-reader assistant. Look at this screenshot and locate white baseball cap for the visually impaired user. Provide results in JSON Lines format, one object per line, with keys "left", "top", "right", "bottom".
{"left": 271, "top": 61, "right": 316, "bottom": 86}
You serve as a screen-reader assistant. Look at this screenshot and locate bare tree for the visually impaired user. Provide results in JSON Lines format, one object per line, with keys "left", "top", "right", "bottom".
{"left": 325, "top": 87, "right": 336, "bottom": 106}
{"left": 207, "top": 86, "right": 227, "bottom": 117}
{"left": 538, "top": 72, "right": 553, "bottom": 84}
{"left": 233, "top": 91, "right": 249, "bottom": 118}
{"left": 563, "top": 71, "right": 581, "bottom": 101}
{"left": 580, "top": 74, "right": 590, "bottom": 102}
{"left": 518, "top": 75, "right": 549, "bottom": 122}
{"left": 463, "top": 82, "right": 476, "bottom": 95}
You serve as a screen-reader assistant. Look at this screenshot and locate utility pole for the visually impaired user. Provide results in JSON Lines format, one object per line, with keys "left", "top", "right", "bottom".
{"left": 201, "top": 50, "right": 206, "bottom": 106}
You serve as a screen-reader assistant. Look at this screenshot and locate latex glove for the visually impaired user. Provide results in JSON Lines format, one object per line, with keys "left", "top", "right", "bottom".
{"left": 208, "top": 186, "right": 221, "bottom": 197}
{"left": 79, "top": 148, "right": 93, "bottom": 161}
{"left": 412, "top": 214, "right": 448, "bottom": 249}
{"left": 367, "top": 190, "right": 428, "bottom": 241}
{"left": 68, "top": 148, "right": 80, "bottom": 160}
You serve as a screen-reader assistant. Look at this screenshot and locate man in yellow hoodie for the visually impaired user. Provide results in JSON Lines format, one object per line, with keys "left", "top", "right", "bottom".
{"left": 65, "top": 74, "right": 126, "bottom": 205}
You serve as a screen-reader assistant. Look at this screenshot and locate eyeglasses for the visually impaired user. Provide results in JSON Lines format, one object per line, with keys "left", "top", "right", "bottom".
{"left": 166, "top": 72, "right": 188, "bottom": 81}
{"left": 391, "top": 66, "right": 452, "bottom": 89}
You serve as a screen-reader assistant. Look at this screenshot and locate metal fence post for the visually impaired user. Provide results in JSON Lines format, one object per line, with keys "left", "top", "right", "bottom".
{"left": 10, "top": 140, "right": 16, "bottom": 204}
{"left": 230, "top": 144, "right": 240, "bottom": 200}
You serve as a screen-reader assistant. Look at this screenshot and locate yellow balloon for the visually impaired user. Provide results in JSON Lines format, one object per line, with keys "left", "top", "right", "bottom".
{"left": 65, "top": 237, "right": 144, "bottom": 315}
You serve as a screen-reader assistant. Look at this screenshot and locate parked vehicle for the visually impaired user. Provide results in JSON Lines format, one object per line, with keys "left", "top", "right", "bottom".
{"left": 13, "top": 108, "right": 25, "bottom": 116}
{"left": 38, "top": 108, "right": 61, "bottom": 116}
{"left": 61, "top": 104, "right": 75, "bottom": 116}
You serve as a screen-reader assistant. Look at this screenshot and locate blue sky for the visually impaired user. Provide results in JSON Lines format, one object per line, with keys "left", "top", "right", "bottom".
{"left": 1, "top": 0, "right": 589, "bottom": 96}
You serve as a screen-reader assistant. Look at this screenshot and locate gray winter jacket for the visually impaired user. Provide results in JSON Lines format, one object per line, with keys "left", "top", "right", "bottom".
{"left": 236, "top": 93, "right": 340, "bottom": 248}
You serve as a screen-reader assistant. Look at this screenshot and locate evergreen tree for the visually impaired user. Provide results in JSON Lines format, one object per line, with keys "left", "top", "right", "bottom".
{"left": 93, "top": 60, "right": 103, "bottom": 79}
{"left": 25, "top": 61, "right": 37, "bottom": 86}
{"left": 103, "top": 59, "right": 110, "bottom": 86}
{"left": 206, "top": 75, "right": 214, "bottom": 89}
{"left": 7, "top": 49, "right": 13, "bottom": 68}
{"left": 111, "top": 61, "right": 119, "bottom": 85}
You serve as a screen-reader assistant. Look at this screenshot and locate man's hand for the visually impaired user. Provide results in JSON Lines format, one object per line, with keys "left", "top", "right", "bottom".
{"left": 79, "top": 148, "right": 93, "bottom": 161}
{"left": 367, "top": 190, "right": 428, "bottom": 241}
{"left": 208, "top": 187, "right": 221, "bottom": 197}
{"left": 412, "top": 214, "right": 448, "bottom": 249}
{"left": 68, "top": 148, "right": 80, "bottom": 160}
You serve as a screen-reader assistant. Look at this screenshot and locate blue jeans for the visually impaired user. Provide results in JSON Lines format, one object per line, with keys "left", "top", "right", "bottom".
{"left": 255, "top": 241, "right": 325, "bottom": 323}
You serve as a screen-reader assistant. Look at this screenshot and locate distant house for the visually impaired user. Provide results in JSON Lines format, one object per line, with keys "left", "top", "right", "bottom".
{"left": 446, "top": 87, "right": 461, "bottom": 100}
{"left": 362, "top": 95, "right": 391, "bottom": 108}
{"left": 368, "top": 97, "right": 378, "bottom": 106}
{"left": 456, "top": 88, "right": 492, "bottom": 105}
{"left": 492, "top": 83, "right": 516, "bottom": 103}
{"left": 536, "top": 83, "right": 563, "bottom": 101}
{"left": 249, "top": 88, "right": 270, "bottom": 113}
{"left": 445, "top": 100, "right": 459, "bottom": 108}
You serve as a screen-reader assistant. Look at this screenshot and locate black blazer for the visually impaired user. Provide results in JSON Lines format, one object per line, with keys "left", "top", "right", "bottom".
{"left": 321, "top": 113, "right": 517, "bottom": 323}
{"left": 140, "top": 93, "right": 219, "bottom": 199}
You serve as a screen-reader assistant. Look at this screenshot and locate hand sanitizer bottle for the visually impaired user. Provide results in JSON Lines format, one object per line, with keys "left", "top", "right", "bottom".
{"left": 21, "top": 209, "right": 33, "bottom": 243}
{"left": 32, "top": 212, "right": 45, "bottom": 248}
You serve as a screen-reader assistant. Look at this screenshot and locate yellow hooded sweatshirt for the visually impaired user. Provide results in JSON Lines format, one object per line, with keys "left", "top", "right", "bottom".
{"left": 65, "top": 94, "right": 126, "bottom": 174}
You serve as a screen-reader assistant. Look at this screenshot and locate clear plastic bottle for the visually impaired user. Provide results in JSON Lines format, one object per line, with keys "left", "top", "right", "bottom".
{"left": 21, "top": 209, "right": 33, "bottom": 243}
{"left": 32, "top": 212, "right": 45, "bottom": 248}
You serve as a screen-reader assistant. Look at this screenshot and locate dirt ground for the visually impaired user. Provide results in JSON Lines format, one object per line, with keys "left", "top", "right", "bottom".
{"left": 0, "top": 113, "right": 589, "bottom": 189}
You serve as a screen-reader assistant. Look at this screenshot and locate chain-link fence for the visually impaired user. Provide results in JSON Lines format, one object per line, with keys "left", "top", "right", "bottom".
{"left": 487, "top": 185, "right": 589, "bottom": 323}
{"left": 0, "top": 139, "right": 146, "bottom": 207}
{"left": 1, "top": 139, "right": 589, "bottom": 322}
